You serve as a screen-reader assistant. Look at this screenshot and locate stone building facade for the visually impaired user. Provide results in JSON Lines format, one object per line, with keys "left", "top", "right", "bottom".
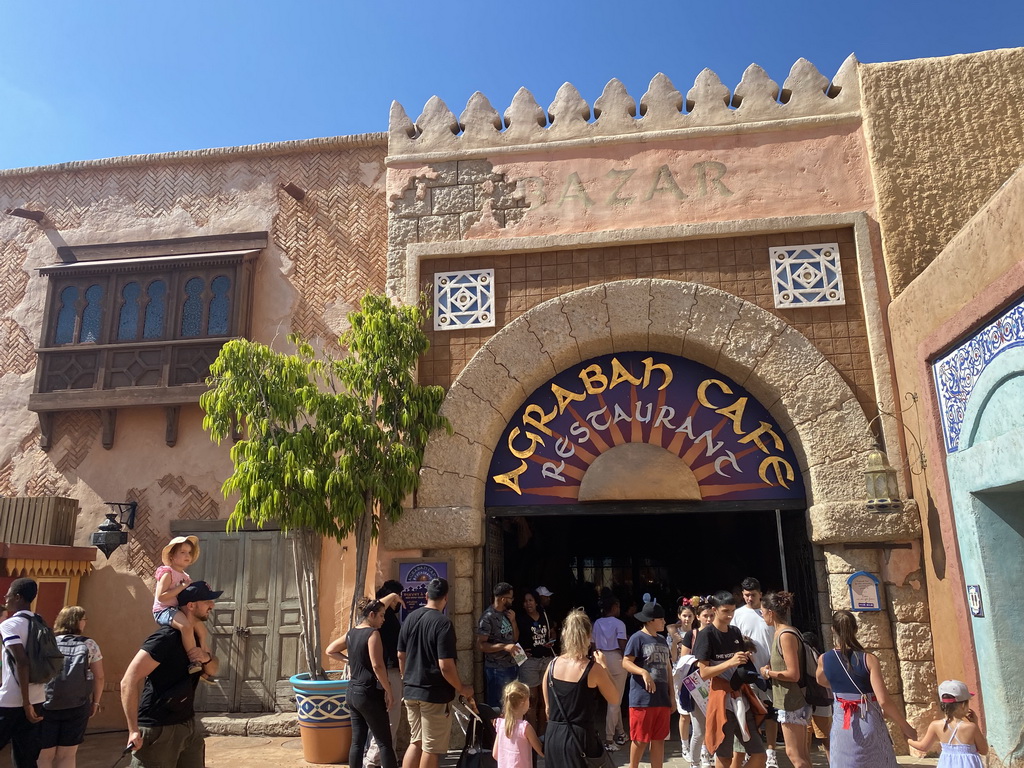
{"left": 0, "top": 46, "right": 1022, "bottom": 764}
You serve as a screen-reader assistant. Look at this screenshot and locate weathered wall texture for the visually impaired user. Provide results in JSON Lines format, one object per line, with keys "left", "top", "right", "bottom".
{"left": 889, "top": 163, "right": 1024, "bottom": 759}
{"left": 861, "top": 46, "right": 1024, "bottom": 296}
{"left": 0, "top": 136, "right": 387, "bottom": 724}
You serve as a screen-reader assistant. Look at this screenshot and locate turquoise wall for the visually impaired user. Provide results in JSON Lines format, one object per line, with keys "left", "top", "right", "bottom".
{"left": 946, "top": 347, "right": 1024, "bottom": 765}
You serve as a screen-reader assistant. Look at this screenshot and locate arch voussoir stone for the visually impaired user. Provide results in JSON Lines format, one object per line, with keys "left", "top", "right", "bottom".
{"left": 561, "top": 284, "right": 611, "bottom": 361}
{"left": 524, "top": 296, "right": 581, "bottom": 374}
{"left": 483, "top": 313, "right": 558, "bottom": 397}
{"left": 605, "top": 280, "right": 653, "bottom": 352}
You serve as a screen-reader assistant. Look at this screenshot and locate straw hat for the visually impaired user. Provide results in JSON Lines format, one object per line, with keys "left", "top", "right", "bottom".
{"left": 161, "top": 535, "right": 200, "bottom": 567}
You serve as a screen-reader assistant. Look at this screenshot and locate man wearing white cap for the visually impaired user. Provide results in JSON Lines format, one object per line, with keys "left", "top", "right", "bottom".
{"left": 535, "top": 586, "right": 559, "bottom": 653}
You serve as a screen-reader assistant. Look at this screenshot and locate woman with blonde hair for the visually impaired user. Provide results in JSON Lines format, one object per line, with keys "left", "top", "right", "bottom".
{"left": 38, "top": 606, "right": 105, "bottom": 768}
{"left": 543, "top": 608, "right": 620, "bottom": 767}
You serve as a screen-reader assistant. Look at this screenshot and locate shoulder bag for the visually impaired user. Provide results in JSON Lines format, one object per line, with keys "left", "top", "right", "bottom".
{"left": 546, "top": 659, "right": 613, "bottom": 768}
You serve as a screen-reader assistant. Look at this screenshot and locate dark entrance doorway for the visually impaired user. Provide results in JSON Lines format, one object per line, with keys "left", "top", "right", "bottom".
{"left": 488, "top": 505, "right": 819, "bottom": 634}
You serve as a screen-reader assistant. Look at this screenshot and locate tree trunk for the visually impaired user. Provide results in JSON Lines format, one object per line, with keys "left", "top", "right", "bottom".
{"left": 292, "top": 527, "right": 325, "bottom": 679}
{"left": 350, "top": 499, "right": 374, "bottom": 628}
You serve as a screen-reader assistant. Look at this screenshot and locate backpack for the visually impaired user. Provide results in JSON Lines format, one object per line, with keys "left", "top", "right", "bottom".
{"left": 778, "top": 628, "right": 833, "bottom": 708}
{"left": 44, "top": 635, "right": 92, "bottom": 710}
{"left": 5, "top": 613, "right": 65, "bottom": 685}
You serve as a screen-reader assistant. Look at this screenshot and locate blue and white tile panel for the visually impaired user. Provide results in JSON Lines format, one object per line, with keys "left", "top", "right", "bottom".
{"left": 434, "top": 268, "right": 495, "bottom": 331}
{"left": 769, "top": 242, "right": 845, "bottom": 308}
{"left": 933, "top": 294, "right": 1024, "bottom": 453}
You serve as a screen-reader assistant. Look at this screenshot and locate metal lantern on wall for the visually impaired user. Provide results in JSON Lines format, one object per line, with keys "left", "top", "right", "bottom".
{"left": 90, "top": 501, "right": 137, "bottom": 559}
{"left": 864, "top": 446, "right": 903, "bottom": 511}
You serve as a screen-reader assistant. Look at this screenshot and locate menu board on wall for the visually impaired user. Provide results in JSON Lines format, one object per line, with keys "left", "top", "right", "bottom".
{"left": 397, "top": 560, "right": 450, "bottom": 620}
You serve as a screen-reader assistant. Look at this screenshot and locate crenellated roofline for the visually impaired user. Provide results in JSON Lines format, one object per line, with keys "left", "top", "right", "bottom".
{"left": 388, "top": 56, "right": 860, "bottom": 162}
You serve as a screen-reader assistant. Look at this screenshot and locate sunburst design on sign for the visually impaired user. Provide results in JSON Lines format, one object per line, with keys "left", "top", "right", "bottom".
{"left": 769, "top": 242, "right": 845, "bottom": 308}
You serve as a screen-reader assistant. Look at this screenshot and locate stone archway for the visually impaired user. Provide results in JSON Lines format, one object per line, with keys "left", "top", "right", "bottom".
{"left": 382, "top": 278, "right": 929, "bottom": 739}
{"left": 385, "top": 278, "right": 916, "bottom": 549}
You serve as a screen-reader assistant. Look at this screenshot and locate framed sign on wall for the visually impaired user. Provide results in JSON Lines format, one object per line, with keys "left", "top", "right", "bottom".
{"left": 395, "top": 559, "right": 452, "bottom": 620}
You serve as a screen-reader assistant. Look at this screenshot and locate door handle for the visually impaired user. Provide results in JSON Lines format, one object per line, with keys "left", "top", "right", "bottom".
{"left": 234, "top": 626, "right": 251, "bottom": 637}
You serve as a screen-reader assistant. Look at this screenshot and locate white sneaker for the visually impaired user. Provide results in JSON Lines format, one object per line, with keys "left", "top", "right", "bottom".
{"left": 700, "top": 746, "right": 713, "bottom": 768}
{"left": 765, "top": 748, "right": 778, "bottom": 768}
{"left": 681, "top": 742, "right": 691, "bottom": 763}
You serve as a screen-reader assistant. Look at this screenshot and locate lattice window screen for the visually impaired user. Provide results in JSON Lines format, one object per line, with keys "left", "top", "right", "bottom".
{"left": 769, "top": 243, "right": 845, "bottom": 308}
{"left": 434, "top": 269, "right": 495, "bottom": 330}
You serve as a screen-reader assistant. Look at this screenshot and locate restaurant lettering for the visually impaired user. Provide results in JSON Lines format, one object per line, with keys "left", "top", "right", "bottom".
{"left": 486, "top": 352, "right": 804, "bottom": 507}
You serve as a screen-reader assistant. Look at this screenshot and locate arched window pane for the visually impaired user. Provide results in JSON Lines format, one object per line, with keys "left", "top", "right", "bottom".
{"left": 208, "top": 275, "right": 231, "bottom": 336}
{"left": 54, "top": 286, "right": 79, "bottom": 345}
{"left": 180, "top": 277, "right": 204, "bottom": 337}
{"left": 80, "top": 284, "right": 104, "bottom": 343}
{"left": 117, "top": 282, "right": 141, "bottom": 341}
{"left": 144, "top": 280, "right": 167, "bottom": 339}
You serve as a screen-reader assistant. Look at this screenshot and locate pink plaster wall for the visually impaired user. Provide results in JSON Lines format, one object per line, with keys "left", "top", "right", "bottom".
{"left": 399, "top": 123, "right": 875, "bottom": 239}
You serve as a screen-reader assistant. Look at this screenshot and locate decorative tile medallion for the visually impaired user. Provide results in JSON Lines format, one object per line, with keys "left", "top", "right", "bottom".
{"left": 769, "top": 242, "right": 845, "bottom": 308}
{"left": 434, "top": 269, "right": 495, "bottom": 331}
{"left": 933, "top": 294, "right": 1024, "bottom": 453}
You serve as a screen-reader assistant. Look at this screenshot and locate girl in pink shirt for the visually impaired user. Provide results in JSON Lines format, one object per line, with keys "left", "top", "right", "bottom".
{"left": 492, "top": 681, "right": 543, "bottom": 768}
{"left": 152, "top": 536, "right": 206, "bottom": 675}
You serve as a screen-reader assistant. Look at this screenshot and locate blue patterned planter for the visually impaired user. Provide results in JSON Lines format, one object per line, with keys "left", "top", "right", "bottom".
{"left": 291, "top": 673, "right": 351, "bottom": 764}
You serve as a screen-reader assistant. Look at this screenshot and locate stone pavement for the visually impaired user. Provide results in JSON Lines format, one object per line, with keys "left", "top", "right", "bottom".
{"left": 75, "top": 729, "right": 939, "bottom": 768}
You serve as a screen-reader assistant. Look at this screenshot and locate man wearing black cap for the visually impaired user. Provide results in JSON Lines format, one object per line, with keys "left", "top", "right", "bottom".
{"left": 120, "top": 581, "right": 222, "bottom": 768}
{"left": 622, "top": 601, "right": 672, "bottom": 768}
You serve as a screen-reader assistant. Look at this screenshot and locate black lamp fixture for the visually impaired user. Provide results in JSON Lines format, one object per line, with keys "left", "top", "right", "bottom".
{"left": 91, "top": 501, "right": 138, "bottom": 559}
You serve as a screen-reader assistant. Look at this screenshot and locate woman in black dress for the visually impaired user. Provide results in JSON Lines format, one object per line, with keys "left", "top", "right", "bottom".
{"left": 542, "top": 609, "right": 620, "bottom": 767}
{"left": 325, "top": 597, "right": 397, "bottom": 768}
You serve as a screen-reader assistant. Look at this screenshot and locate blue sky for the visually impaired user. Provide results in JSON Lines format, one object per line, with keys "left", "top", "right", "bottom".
{"left": 1, "top": 1, "right": 1021, "bottom": 170}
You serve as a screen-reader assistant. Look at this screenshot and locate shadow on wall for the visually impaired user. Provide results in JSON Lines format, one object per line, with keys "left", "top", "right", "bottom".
{"left": 926, "top": 490, "right": 946, "bottom": 580}
{"left": 78, "top": 562, "right": 155, "bottom": 731}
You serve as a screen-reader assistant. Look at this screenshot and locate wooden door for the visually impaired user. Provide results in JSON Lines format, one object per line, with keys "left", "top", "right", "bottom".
{"left": 188, "top": 528, "right": 304, "bottom": 712}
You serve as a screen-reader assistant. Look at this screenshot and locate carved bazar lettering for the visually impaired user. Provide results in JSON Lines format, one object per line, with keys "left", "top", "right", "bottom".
{"left": 526, "top": 161, "right": 734, "bottom": 211}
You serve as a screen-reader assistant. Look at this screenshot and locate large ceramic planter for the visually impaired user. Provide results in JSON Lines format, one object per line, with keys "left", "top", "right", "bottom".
{"left": 290, "top": 673, "right": 352, "bottom": 764}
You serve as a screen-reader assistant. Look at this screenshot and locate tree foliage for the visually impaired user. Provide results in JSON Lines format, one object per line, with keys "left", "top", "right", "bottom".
{"left": 201, "top": 293, "right": 449, "bottom": 678}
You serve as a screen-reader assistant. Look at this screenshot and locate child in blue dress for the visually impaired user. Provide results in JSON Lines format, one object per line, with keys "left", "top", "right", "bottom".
{"left": 908, "top": 680, "right": 988, "bottom": 768}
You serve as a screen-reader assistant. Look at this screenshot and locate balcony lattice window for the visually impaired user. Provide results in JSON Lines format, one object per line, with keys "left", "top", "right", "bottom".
{"left": 29, "top": 232, "right": 264, "bottom": 449}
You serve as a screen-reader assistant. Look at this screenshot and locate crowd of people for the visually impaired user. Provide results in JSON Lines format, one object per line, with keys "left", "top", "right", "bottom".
{"left": 0, "top": 549, "right": 990, "bottom": 768}
{"left": 329, "top": 574, "right": 988, "bottom": 768}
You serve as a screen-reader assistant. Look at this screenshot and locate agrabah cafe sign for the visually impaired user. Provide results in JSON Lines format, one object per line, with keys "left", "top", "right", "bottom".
{"left": 485, "top": 352, "right": 805, "bottom": 507}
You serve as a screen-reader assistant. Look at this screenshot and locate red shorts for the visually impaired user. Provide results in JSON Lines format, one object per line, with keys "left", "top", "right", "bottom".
{"left": 629, "top": 706, "right": 671, "bottom": 743}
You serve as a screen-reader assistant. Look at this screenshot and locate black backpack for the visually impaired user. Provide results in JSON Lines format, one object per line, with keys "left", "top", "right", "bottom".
{"left": 44, "top": 635, "right": 92, "bottom": 710}
{"left": 779, "top": 628, "right": 833, "bottom": 708}
{"left": 5, "top": 613, "right": 65, "bottom": 686}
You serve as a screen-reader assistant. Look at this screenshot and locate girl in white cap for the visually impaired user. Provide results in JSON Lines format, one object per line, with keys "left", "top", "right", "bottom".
{"left": 152, "top": 535, "right": 206, "bottom": 674}
{"left": 908, "top": 680, "right": 988, "bottom": 767}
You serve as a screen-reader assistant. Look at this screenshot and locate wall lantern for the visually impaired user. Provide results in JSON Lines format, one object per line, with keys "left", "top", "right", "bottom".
{"left": 91, "top": 501, "right": 138, "bottom": 559}
{"left": 864, "top": 446, "right": 903, "bottom": 512}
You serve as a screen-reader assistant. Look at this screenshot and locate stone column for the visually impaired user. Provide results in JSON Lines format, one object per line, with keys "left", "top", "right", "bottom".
{"left": 811, "top": 499, "right": 937, "bottom": 750}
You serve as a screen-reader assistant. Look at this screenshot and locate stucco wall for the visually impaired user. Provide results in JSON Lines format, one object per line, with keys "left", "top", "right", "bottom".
{"left": 861, "top": 46, "right": 1024, "bottom": 296}
{"left": 0, "top": 136, "right": 387, "bottom": 724}
{"left": 888, "top": 161, "right": 1024, "bottom": 743}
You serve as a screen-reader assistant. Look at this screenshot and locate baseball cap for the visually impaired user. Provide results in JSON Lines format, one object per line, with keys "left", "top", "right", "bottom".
{"left": 177, "top": 580, "right": 223, "bottom": 605}
{"left": 938, "top": 680, "right": 973, "bottom": 703}
{"left": 536, "top": 586, "right": 554, "bottom": 597}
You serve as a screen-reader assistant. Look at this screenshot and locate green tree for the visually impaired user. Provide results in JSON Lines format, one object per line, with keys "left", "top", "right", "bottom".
{"left": 200, "top": 293, "right": 448, "bottom": 678}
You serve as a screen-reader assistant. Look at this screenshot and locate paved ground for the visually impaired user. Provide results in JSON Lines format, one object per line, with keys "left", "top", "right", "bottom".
{"left": 75, "top": 730, "right": 939, "bottom": 768}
